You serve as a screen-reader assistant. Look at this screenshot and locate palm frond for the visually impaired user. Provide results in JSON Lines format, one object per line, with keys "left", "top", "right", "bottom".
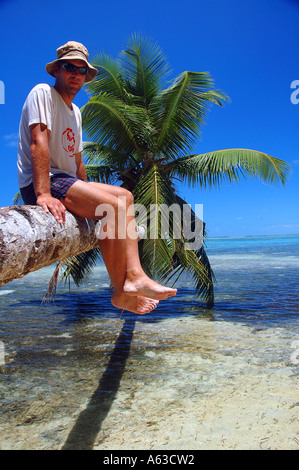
{"left": 81, "top": 93, "right": 151, "bottom": 163}
{"left": 168, "top": 149, "right": 292, "bottom": 188}
{"left": 13, "top": 190, "right": 22, "bottom": 205}
{"left": 186, "top": 249, "right": 214, "bottom": 306}
{"left": 132, "top": 165, "right": 214, "bottom": 305}
{"left": 199, "top": 89, "right": 230, "bottom": 107}
{"left": 163, "top": 194, "right": 215, "bottom": 305}
{"left": 85, "top": 164, "right": 117, "bottom": 185}
{"left": 82, "top": 141, "right": 111, "bottom": 164}
{"left": 42, "top": 248, "right": 103, "bottom": 302}
{"left": 43, "top": 262, "right": 62, "bottom": 302}
{"left": 133, "top": 164, "right": 177, "bottom": 278}
{"left": 60, "top": 248, "right": 102, "bottom": 286}
{"left": 152, "top": 71, "right": 228, "bottom": 159}
{"left": 82, "top": 141, "right": 135, "bottom": 172}
{"left": 121, "top": 33, "right": 170, "bottom": 107}
{"left": 85, "top": 52, "right": 128, "bottom": 102}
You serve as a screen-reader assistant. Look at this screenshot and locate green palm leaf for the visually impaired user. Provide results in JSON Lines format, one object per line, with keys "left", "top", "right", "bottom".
{"left": 133, "top": 164, "right": 175, "bottom": 278}
{"left": 83, "top": 141, "right": 114, "bottom": 164}
{"left": 81, "top": 94, "right": 148, "bottom": 163}
{"left": 120, "top": 33, "right": 170, "bottom": 108}
{"left": 132, "top": 166, "right": 215, "bottom": 303}
{"left": 60, "top": 248, "right": 102, "bottom": 287}
{"left": 152, "top": 71, "right": 228, "bottom": 158}
{"left": 165, "top": 194, "right": 215, "bottom": 304}
{"left": 168, "top": 149, "right": 292, "bottom": 188}
{"left": 85, "top": 52, "right": 128, "bottom": 101}
{"left": 85, "top": 164, "right": 116, "bottom": 185}
{"left": 13, "top": 190, "right": 22, "bottom": 205}
{"left": 184, "top": 249, "right": 214, "bottom": 305}
{"left": 83, "top": 141, "right": 138, "bottom": 173}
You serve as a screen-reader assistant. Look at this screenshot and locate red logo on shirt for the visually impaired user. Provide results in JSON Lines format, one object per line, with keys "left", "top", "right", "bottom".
{"left": 62, "top": 128, "right": 75, "bottom": 157}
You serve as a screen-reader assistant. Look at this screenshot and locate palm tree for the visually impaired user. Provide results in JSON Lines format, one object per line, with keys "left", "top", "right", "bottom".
{"left": 62, "top": 34, "right": 291, "bottom": 307}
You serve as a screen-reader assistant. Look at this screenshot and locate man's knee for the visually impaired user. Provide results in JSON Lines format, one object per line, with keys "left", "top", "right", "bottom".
{"left": 114, "top": 189, "right": 134, "bottom": 214}
{"left": 118, "top": 187, "right": 134, "bottom": 205}
{"left": 92, "top": 186, "right": 134, "bottom": 220}
{"left": 126, "top": 190, "right": 134, "bottom": 207}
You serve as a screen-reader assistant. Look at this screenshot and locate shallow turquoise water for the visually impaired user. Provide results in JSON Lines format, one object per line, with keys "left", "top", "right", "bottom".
{"left": 0, "top": 235, "right": 298, "bottom": 449}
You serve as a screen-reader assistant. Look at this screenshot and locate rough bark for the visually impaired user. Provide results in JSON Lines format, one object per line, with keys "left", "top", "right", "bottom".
{"left": 0, "top": 205, "right": 102, "bottom": 287}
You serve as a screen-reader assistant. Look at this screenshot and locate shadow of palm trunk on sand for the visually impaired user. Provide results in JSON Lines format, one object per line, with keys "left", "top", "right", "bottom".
{"left": 61, "top": 317, "right": 136, "bottom": 450}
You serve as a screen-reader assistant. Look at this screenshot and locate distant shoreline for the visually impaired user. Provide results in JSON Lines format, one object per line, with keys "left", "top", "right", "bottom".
{"left": 209, "top": 233, "right": 299, "bottom": 240}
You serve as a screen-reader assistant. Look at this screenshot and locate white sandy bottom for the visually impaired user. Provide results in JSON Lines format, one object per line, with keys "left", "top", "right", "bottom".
{"left": 1, "top": 318, "right": 298, "bottom": 450}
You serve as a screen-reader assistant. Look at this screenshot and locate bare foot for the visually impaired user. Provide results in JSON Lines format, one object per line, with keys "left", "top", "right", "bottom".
{"left": 111, "top": 292, "right": 159, "bottom": 315}
{"left": 123, "top": 273, "right": 177, "bottom": 301}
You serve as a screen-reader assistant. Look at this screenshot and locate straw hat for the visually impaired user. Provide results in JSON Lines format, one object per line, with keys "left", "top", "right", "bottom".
{"left": 46, "top": 41, "right": 97, "bottom": 82}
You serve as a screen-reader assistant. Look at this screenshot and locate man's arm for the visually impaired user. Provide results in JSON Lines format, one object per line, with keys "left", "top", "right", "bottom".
{"left": 75, "top": 152, "right": 87, "bottom": 180}
{"left": 30, "top": 123, "right": 66, "bottom": 224}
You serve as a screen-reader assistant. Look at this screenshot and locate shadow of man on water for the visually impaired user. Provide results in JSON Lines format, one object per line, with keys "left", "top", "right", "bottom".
{"left": 61, "top": 316, "right": 136, "bottom": 450}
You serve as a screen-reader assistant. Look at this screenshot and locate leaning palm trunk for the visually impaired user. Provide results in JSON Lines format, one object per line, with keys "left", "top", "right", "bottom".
{"left": 0, "top": 206, "right": 102, "bottom": 287}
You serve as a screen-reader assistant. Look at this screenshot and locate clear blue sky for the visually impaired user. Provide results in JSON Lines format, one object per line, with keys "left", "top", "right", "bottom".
{"left": 0, "top": 0, "right": 298, "bottom": 237}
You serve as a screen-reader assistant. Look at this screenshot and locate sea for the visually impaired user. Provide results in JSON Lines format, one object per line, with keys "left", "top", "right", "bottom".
{"left": 0, "top": 234, "right": 298, "bottom": 450}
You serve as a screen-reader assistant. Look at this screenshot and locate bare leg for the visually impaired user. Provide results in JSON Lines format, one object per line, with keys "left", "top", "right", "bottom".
{"left": 61, "top": 181, "right": 176, "bottom": 313}
{"left": 88, "top": 182, "right": 177, "bottom": 301}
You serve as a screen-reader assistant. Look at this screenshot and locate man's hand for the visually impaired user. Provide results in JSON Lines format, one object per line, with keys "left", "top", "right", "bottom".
{"left": 36, "top": 193, "right": 66, "bottom": 224}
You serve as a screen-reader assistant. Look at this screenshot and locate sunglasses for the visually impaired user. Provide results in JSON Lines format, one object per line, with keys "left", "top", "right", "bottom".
{"left": 61, "top": 62, "right": 88, "bottom": 75}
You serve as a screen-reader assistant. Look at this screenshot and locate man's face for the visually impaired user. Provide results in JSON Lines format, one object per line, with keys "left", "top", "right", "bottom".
{"left": 54, "top": 59, "right": 87, "bottom": 96}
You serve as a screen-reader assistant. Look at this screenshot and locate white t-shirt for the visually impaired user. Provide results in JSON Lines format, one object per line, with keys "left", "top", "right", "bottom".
{"left": 17, "top": 83, "right": 83, "bottom": 188}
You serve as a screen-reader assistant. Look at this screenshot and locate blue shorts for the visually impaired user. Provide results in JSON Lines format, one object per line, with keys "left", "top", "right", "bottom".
{"left": 20, "top": 173, "right": 89, "bottom": 205}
